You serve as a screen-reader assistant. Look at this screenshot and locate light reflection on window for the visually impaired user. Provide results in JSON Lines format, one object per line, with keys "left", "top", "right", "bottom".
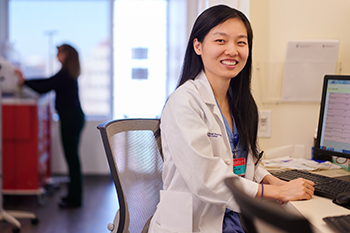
{"left": 113, "top": 0, "right": 167, "bottom": 119}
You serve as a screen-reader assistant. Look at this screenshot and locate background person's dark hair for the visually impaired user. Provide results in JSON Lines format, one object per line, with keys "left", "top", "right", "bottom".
{"left": 177, "top": 4, "right": 259, "bottom": 159}
{"left": 57, "top": 44, "right": 81, "bottom": 79}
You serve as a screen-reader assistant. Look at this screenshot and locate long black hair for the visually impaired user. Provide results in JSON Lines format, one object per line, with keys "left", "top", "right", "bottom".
{"left": 178, "top": 5, "right": 259, "bottom": 159}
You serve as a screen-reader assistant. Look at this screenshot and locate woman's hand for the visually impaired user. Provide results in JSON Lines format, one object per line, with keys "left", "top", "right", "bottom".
{"left": 15, "top": 68, "right": 25, "bottom": 86}
{"left": 277, "top": 178, "right": 315, "bottom": 202}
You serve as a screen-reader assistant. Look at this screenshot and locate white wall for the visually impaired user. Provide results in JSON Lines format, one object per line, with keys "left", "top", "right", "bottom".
{"left": 51, "top": 120, "right": 110, "bottom": 175}
{"left": 250, "top": 0, "right": 350, "bottom": 157}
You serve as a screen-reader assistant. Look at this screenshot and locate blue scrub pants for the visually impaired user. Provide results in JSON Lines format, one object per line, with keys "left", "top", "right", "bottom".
{"left": 223, "top": 209, "right": 245, "bottom": 233}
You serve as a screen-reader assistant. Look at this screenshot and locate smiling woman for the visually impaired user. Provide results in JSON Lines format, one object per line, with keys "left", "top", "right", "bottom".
{"left": 193, "top": 18, "right": 249, "bottom": 89}
{"left": 147, "top": 5, "right": 315, "bottom": 233}
{"left": 193, "top": 17, "right": 249, "bottom": 131}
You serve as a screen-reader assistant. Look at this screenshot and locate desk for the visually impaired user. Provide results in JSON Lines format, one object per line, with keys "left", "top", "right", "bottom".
{"left": 282, "top": 169, "right": 350, "bottom": 233}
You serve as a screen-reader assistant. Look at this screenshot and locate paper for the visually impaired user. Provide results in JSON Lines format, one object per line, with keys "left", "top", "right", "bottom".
{"left": 0, "top": 56, "right": 18, "bottom": 94}
{"left": 262, "top": 157, "right": 341, "bottom": 171}
{"left": 281, "top": 40, "right": 339, "bottom": 102}
{"left": 262, "top": 144, "right": 341, "bottom": 170}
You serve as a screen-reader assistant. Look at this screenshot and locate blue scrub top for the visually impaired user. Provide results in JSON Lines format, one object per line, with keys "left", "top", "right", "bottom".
{"left": 216, "top": 100, "right": 248, "bottom": 163}
{"left": 216, "top": 101, "right": 246, "bottom": 233}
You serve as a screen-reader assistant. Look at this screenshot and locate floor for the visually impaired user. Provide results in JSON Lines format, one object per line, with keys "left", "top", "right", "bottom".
{"left": 0, "top": 175, "right": 118, "bottom": 233}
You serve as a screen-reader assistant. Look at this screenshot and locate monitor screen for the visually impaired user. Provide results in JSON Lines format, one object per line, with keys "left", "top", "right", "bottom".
{"left": 315, "top": 75, "right": 350, "bottom": 159}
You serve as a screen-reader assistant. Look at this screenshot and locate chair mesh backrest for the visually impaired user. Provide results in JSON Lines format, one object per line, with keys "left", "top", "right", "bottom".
{"left": 101, "top": 119, "right": 163, "bottom": 233}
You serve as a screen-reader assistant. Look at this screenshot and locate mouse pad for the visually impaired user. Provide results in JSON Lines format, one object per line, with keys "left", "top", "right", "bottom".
{"left": 332, "top": 199, "right": 350, "bottom": 210}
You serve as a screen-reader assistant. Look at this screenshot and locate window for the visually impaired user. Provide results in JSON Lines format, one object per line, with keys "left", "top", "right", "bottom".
{"left": 8, "top": 0, "right": 112, "bottom": 118}
{"left": 113, "top": 0, "right": 168, "bottom": 119}
{"left": 8, "top": 0, "right": 169, "bottom": 120}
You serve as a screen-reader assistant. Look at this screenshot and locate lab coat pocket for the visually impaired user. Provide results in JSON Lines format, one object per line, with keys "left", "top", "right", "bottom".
{"left": 158, "top": 190, "right": 193, "bottom": 232}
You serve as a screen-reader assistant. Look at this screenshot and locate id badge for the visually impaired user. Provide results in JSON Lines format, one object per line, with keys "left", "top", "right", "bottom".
{"left": 233, "top": 157, "right": 246, "bottom": 177}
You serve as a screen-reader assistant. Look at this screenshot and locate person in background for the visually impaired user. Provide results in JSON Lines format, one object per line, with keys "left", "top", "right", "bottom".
{"left": 148, "top": 5, "right": 314, "bottom": 233}
{"left": 16, "top": 44, "right": 85, "bottom": 208}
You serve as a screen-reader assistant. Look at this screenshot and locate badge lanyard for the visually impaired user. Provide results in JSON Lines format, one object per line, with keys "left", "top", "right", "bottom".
{"left": 233, "top": 134, "right": 239, "bottom": 158}
{"left": 232, "top": 133, "right": 246, "bottom": 177}
{"left": 214, "top": 99, "right": 246, "bottom": 176}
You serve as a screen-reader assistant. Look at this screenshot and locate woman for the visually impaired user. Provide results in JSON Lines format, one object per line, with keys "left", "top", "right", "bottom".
{"left": 17, "top": 44, "right": 85, "bottom": 208}
{"left": 148, "top": 5, "right": 314, "bottom": 233}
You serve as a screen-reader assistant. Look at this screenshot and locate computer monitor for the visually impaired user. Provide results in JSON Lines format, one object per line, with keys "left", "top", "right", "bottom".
{"left": 315, "top": 75, "right": 350, "bottom": 160}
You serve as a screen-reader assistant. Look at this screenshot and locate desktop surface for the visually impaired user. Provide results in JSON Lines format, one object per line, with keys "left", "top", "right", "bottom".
{"left": 279, "top": 168, "right": 350, "bottom": 233}
{"left": 286, "top": 195, "right": 349, "bottom": 233}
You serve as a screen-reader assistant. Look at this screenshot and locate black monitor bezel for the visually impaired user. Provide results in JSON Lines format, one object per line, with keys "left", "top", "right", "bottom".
{"left": 315, "top": 74, "right": 350, "bottom": 160}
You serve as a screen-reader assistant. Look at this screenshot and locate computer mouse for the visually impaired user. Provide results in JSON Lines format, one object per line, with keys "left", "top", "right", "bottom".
{"left": 335, "top": 192, "right": 350, "bottom": 205}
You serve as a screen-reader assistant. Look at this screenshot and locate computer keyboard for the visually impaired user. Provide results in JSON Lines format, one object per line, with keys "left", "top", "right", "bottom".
{"left": 323, "top": 214, "right": 350, "bottom": 233}
{"left": 270, "top": 169, "right": 350, "bottom": 199}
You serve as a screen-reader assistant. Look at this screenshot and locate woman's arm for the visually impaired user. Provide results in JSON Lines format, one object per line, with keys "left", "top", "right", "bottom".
{"left": 16, "top": 68, "right": 62, "bottom": 94}
{"left": 262, "top": 174, "right": 287, "bottom": 186}
{"left": 256, "top": 174, "right": 315, "bottom": 202}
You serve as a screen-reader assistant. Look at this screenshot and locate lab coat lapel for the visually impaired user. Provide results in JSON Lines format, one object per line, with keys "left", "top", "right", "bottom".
{"left": 195, "top": 71, "right": 222, "bottom": 117}
{"left": 195, "top": 71, "right": 232, "bottom": 162}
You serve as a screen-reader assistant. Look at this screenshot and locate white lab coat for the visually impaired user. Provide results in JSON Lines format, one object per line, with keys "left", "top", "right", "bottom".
{"left": 148, "top": 71, "right": 269, "bottom": 233}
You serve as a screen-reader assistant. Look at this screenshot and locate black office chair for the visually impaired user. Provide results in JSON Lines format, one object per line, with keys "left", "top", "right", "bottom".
{"left": 97, "top": 119, "right": 163, "bottom": 233}
{"left": 225, "top": 177, "right": 314, "bottom": 233}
